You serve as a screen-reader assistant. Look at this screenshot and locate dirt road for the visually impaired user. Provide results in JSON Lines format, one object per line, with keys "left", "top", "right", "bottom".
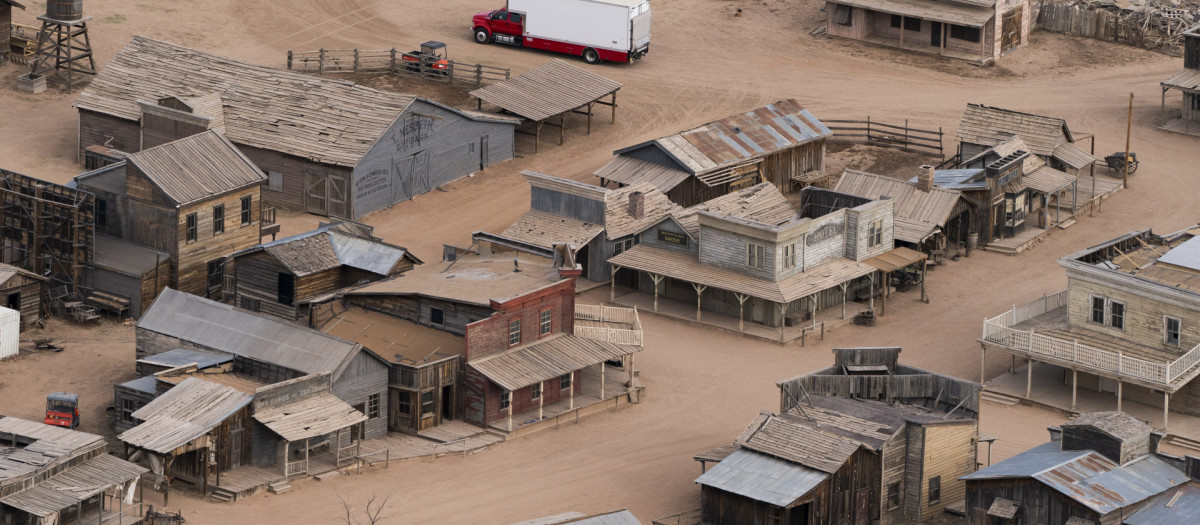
{"left": 0, "top": 0, "right": 1197, "bottom": 522}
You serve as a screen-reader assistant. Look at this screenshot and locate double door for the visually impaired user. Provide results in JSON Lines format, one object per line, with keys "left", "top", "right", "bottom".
{"left": 305, "top": 171, "right": 349, "bottom": 218}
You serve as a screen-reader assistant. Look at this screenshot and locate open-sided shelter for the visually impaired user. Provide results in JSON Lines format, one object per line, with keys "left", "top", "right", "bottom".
{"left": 1161, "top": 25, "right": 1200, "bottom": 137}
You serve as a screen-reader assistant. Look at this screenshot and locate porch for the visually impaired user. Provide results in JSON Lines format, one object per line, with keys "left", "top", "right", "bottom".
{"left": 825, "top": 0, "right": 997, "bottom": 64}
{"left": 488, "top": 363, "right": 642, "bottom": 437}
{"left": 1160, "top": 117, "right": 1200, "bottom": 137}
{"left": 859, "top": 34, "right": 988, "bottom": 63}
{"left": 983, "top": 224, "right": 1054, "bottom": 255}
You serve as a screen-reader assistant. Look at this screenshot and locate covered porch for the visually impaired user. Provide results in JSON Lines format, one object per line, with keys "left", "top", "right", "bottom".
{"left": 0, "top": 455, "right": 148, "bottom": 525}
{"left": 825, "top": 0, "right": 996, "bottom": 64}
{"left": 487, "top": 362, "right": 640, "bottom": 435}
{"left": 253, "top": 393, "right": 369, "bottom": 480}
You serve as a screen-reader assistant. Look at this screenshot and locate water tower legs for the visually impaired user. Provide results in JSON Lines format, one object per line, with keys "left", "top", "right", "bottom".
{"left": 29, "top": 15, "right": 96, "bottom": 93}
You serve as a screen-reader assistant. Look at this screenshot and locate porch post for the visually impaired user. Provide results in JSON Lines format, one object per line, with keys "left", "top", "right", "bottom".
{"left": 1117, "top": 380, "right": 1123, "bottom": 412}
{"left": 283, "top": 441, "right": 289, "bottom": 477}
{"left": 1072, "top": 369, "right": 1078, "bottom": 411}
{"left": 980, "top": 344, "right": 986, "bottom": 383}
{"left": 610, "top": 266, "right": 618, "bottom": 301}
{"left": 735, "top": 293, "right": 749, "bottom": 332}
{"left": 921, "top": 259, "right": 928, "bottom": 303}
{"left": 303, "top": 438, "right": 309, "bottom": 476}
{"left": 840, "top": 282, "right": 849, "bottom": 319}
{"left": 881, "top": 271, "right": 888, "bottom": 317}
{"left": 869, "top": 272, "right": 875, "bottom": 312}
{"left": 940, "top": 23, "right": 946, "bottom": 56}
{"left": 1164, "top": 392, "right": 1170, "bottom": 430}
{"left": 1026, "top": 358, "right": 1033, "bottom": 398}
{"left": 569, "top": 375, "right": 575, "bottom": 410}
{"left": 691, "top": 283, "right": 707, "bottom": 321}
{"left": 600, "top": 362, "right": 606, "bottom": 399}
{"left": 900, "top": 16, "right": 905, "bottom": 47}
{"left": 538, "top": 383, "right": 544, "bottom": 421}
{"left": 810, "top": 293, "right": 817, "bottom": 329}
{"left": 649, "top": 274, "right": 664, "bottom": 312}
{"left": 507, "top": 389, "right": 514, "bottom": 432}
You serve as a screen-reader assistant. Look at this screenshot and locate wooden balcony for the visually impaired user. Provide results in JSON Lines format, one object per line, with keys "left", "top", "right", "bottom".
{"left": 574, "top": 304, "right": 643, "bottom": 347}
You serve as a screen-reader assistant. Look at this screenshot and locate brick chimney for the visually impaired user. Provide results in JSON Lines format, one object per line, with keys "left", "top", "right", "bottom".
{"left": 629, "top": 191, "right": 645, "bottom": 219}
{"left": 917, "top": 165, "right": 935, "bottom": 192}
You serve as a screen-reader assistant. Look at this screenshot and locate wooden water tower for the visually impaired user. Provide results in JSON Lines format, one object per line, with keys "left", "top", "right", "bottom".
{"left": 28, "top": 0, "right": 95, "bottom": 92}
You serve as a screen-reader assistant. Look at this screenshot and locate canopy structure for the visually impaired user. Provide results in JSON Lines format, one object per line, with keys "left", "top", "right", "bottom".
{"left": 254, "top": 394, "right": 367, "bottom": 443}
{"left": 1, "top": 455, "right": 146, "bottom": 518}
{"left": 470, "top": 333, "right": 640, "bottom": 392}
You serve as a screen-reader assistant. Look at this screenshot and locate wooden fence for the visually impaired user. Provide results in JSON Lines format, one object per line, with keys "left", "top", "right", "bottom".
{"left": 1036, "top": 1, "right": 1194, "bottom": 53}
{"left": 825, "top": 117, "right": 944, "bottom": 158}
{"left": 287, "top": 48, "right": 511, "bottom": 89}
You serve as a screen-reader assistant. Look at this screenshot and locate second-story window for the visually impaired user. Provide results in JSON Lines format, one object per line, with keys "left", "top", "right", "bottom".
{"left": 240, "top": 196, "right": 252, "bottom": 225}
{"left": 540, "top": 309, "right": 552, "bottom": 335}
{"left": 185, "top": 213, "right": 197, "bottom": 242}
{"left": 509, "top": 319, "right": 521, "bottom": 347}
{"left": 868, "top": 219, "right": 883, "bottom": 247}
{"left": 213, "top": 204, "right": 225, "bottom": 235}
{"left": 1166, "top": 316, "right": 1182, "bottom": 347}
{"left": 782, "top": 243, "right": 797, "bottom": 270}
{"left": 1109, "top": 301, "right": 1125, "bottom": 331}
{"left": 747, "top": 243, "right": 765, "bottom": 270}
{"left": 1091, "top": 296, "right": 1106, "bottom": 324}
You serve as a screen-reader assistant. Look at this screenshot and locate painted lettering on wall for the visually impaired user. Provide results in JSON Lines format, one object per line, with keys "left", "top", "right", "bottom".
{"left": 657, "top": 230, "right": 688, "bottom": 247}
{"left": 806, "top": 221, "right": 843, "bottom": 246}
{"left": 395, "top": 115, "right": 434, "bottom": 151}
{"left": 355, "top": 169, "right": 391, "bottom": 199}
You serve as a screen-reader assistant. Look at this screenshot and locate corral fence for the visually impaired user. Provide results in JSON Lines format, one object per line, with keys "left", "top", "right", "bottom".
{"left": 287, "top": 48, "right": 511, "bottom": 89}
{"left": 1036, "top": 0, "right": 1197, "bottom": 55}
{"left": 825, "top": 117, "right": 944, "bottom": 159}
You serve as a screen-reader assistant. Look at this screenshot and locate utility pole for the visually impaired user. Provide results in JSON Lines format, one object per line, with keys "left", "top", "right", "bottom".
{"left": 1124, "top": 92, "right": 1133, "bottom": 188}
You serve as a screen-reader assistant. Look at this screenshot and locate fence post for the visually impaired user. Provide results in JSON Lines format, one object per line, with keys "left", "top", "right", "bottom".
{"left": 354, "top": 49, "right": 359, "bottom": 74}
{"left": 938, "top": 127, "right": 944, "bottom": 160}
{"left": 287, "top": 50, "right": 292, "bottom": 70}
{"left": 866, "top": 116, "right": 872, "bottom": 143}
{"left": 389, "top": 48, "right": 397, "bottom": 73}
{"left": 318, "top": 48, "right": 325, "bottom": 75}
{"left": 476, "top": 64, "right": 483, "bottom": 88}
{"left": 904, "top": 119, "right": 909, "bottom": 150}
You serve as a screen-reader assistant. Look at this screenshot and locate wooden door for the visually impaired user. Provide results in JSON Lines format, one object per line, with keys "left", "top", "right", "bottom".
{"left": 930, "top": 22, "right": 942, "bottom": 47}
{"left": 304, "top": 172, "right": 328, "bottom": 216}
{"left": 855, "top": 490, "right": 870, "bottom": 525}
{"left": 480, "top": 135, "right": 490, "bottom": 169}
{"left": 327, "top": 175, "right": 348, "bottom": 219}
{"left": 229, "top": 427, "right": 243, "bottom": 469}
{"left": 1002, "top": 9, "right": 1022, "bottom": 52}
{"left": 206, "top": 258, "right": 225, "bottom": 300}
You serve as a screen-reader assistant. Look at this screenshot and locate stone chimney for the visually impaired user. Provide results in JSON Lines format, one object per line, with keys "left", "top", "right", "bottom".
{"left": 917, "top": 165, "right": 935, "bottom": 192}
{"left": 629, "top": 191, "right": 645, "bottom": 220}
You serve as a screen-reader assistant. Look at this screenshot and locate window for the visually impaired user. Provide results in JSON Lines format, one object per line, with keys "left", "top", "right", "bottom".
{"left": 531, "top": 382, "right": 542, "bottom": 400}
{"left": 278, "top": 273, "right": 295, "bottom": 305}
{"left": 1091, "top": 296, "right": 1106, "bottom": 324}
{"left": 747, "top": 243, "right": 765, "bottom": 270}
{"left": 212, "top": 204, "right": 225, "bottom": 235}
{"left": 96, "top": 199, "right": 107, "bottom": 231}
{"left": 510, "top": 12, "right": 523, "bottom": 24}
{"left": 491, "top": 10, "right": 506, "bottom": 20}
{"left": 949, "top": 24, "right": 982, "bottom": 43}
{"left": 121, "top": 398, "right": 138, "bottom": 423}
{"left": 889, "top": 14, "right": 920, "bottom": 31}
{"left": 499, "top": 391, "right": 510, "bottom": 411}
{"left": 206, "top": 259, "right": 225, "bottom": 298}
{"left": 614, "top": 238, "right": 636, "bottom": 255}
{"left": 560, "top": 373, "right": 572, "bottom": 390}
{"left": 1166, "top": 316, "right": 1182, "bottom": 346}
{"left": 928, "top": 476, "right": 941, "bottom": 504}
{"left": 540, "top": 309, "right": 552, "bottom": 335}
{"left": 397, "top": 393, "right": 411, "bottom": 415}
{"left": 509, "top": 319, "right": 521, "bottom": 346}
{"left": 887, "top": 482, "right": 901, "bottom": 510}
{"left": 833, "top": 4, "right": 852, "bottom": 25}
{"left": 240, "top": 297, "right": 261, "bottom": 312}
{"left": 1192, "top": 94, "right": 1200, "bottom": 111}
{"left": 185, "top": 213, "right": 198, "bottom": 243}
{"left": 240, "top": 196, "right": 252, "bottom": 225}
{"left": 430, "top": 307, "right": 445, "bottom": 326}
{"left": 366, "top": 393, "right": 380, "bottom": 420}
{"left": 267, "top": 171, "right": 283, "bottom": 192}
{"left": 868, "top": 219, "right": 884, "bottom": 248}
{"left": 782, "top": 243, "right": 797, "bottom": 270}
{"left": 1109, "top": 301, "right": 1125, "bottom": 331}
{"left": 420, "top": 390, "right": 434, "bottom": 415}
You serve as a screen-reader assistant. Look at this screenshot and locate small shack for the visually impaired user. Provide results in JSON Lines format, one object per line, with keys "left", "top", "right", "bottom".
{"left": 595, "top": 99, "right": 831, "bottom": 207}
{"left": 471, "top": 59, "right": 622, "bottom": 153}
{"left": 93, "top": 235, "right": 170, "bottom": 318}
{"left": 835, "top": 168, "right": 973, "bottom": 251}
{"left": 1161, "top": 25, "right": 1200, "bottom": 137}
{"left": 0, "top": 262, "right": 46, "bottom": 331}
{"left": 956, "top": 103, "right": 1096, "bottom": 174}
{"left": 0, "top": 0, "right": 25, "bottom": 64}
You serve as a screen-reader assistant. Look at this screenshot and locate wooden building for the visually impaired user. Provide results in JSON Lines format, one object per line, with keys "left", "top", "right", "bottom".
{"left": 956, "top": 103, "right": 1096, "bottom": 175}
{"left": 230, "top": 222, "right": 421, "bottom": 324}
{"left": 823, "top": 0, "right": 1031, "bottom": 64}
{"left": 0, "top": 169, "right": 95, "bottom": 295}
{"left": 75, "top": 130, "right": 266, "bottom": 300}
{"left": 962, "top": 412, "right": 1191, "bottom": 525}
{"left": 1161, "top": 25, "right": 1200, "bottom": 137}
{"left": 482, "top": 170, "right": 681, "bottom": 282}
{"left": 93, "top": 235, "right": 170, "bottom": 318}
{"left": 75, "top": 36, "right": 518, "bottom": 220}
{"left": 835, "top": 168, "right": 974, "bottom": 251}
{"left": 0, "top": 0, "right": 24, "bottom": 64}
{"left": 980, "top": 224, "right": 1200, "bottom": 428}
{"left": 594, "top": 99, "right": 831, "bottom": 207}
{"left": 510, "top": 510, "right": 642, "bottom": 525}
{"left": 694, "top": 347, "right": 982, "bottom": 524}
{"left": 0, "top": 263, "right": 45, "bottom": 331}
{"left": 608, "top": 184, "right": 928, "bottom": 329}
{"left": 0, "top": 416, "right": 147, "bottom": 525}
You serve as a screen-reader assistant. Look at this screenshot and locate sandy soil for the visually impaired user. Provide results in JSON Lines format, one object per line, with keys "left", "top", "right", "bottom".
{"left": 1, "top": 0, "right": 1199, "bottom": 522}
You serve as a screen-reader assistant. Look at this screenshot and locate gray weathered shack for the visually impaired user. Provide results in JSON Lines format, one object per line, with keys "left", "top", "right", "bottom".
{"left": 0, "top": 0, "right": 24, "bottom": 64}
{"left": 1161, "top": 25, "right": 1200, "bottom": 137}
{"left": 956, "top": 103, "right": 1096, "bottom": 175}
{"left": 0, "top": 263, "right": 45, "bottom": 331}
{"left": 75, "top": 36, "right": 518, "bottom": 220}
{"left": 835, "top": 168, "right": 974, "bottom": 250}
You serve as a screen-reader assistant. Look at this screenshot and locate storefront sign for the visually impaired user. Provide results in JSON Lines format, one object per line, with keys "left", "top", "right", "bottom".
{"left": 658, "top": 230, "right": 689, "bottom": 247}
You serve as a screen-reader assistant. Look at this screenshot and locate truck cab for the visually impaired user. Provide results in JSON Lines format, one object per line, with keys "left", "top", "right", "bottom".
{"left": 44, "top": 392, "right": 80, "bottom": 429}
{"left": 473, "top": 8, "right": 525, "bottom": 46}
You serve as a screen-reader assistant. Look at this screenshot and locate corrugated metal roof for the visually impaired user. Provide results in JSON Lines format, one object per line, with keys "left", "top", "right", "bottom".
{"left": 254, "top": 393, "right": 367, "bottom": 442}
{"left": 1124, "top": 484, "right": 1200, "bottom": 525}
{"left": 125, "top": 130, "right": 266, "bottom": 205}
{"left": 120, "top": 377, "right": 253, "bottom": 454}
{"left": 0, "top": 454, "right": 147, "bottom": 517}
{"left": 94, "top": 235, "right": 169, "bottom": 277}
{"left": 330, "top": 232, "right": 410, "bottom": 275}
{"left": 469, "top": 333, "right": 641, "bottom": 391}
{"left": 695, "top": 448, "right": 828, "bottom": 507}
{"left": 559, "top": 510, "right": 642, "bottom": 525}
{"left": 593, "top": 156, "right": 691, "bottom": 193}
{"left": 836, "top": 170, "right": 963, "bottom": 244}
{"left": 118, "top": 375, "right": 159, "bottom": 394}
{"left": 470, "top": 60, "right": 622, "bottom": 122}
{"left": 1163, "top": 68, "right": 1200, "bottom": 92}
{"left": 137, "top": 288, "right": 363, "bottom": 378}
{"left": 1158, "top": 236, "right": 1200, "bottom": 273}
{"left": 140, "top": 347, "right": 234, "bottom": 369}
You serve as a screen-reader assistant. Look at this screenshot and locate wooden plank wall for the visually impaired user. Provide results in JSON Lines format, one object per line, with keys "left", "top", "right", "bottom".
{"left": 1066, "top": 276, "right": 1200, "bottom": 357}
{"left": 530, "top": 186, "right": 606, "bottom": 224}
{"left": 879, "top": 430, "right": 908, "bottom": 524}
{"left": 0, "top": 279, "right": 43, "bottom": 331}
{"left": 918, "top": 422, "right": 979, "bottom": 521}
{"left": 233, "top": 252, "right": 300, "bottom": 320}
{"left": 346, "top": 295, "right": 492, "bottom": 336}
{"left": 78, "top": 111, "right": 142, "bottom": 161}
{"left": 175, "top": 187, "right": 262, "bottom": 298}
{"left": 963, "top": 478, "right": 1104, "bottom": 525}
{"left": 332, "top": 351, "right": 390, "bottom": 439}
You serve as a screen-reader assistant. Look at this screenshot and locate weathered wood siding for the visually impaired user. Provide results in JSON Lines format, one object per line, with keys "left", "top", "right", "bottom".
{"left": 761, "top": 141, "right": 826, "bottom": 192}
{"left": 1066, "top": 276, "right": 1200, "bottom": 355}
{"left": 850, "top": 200, "right": 895, "bottom": 262}
{"left": 332, "top": 351, "right": 389, "bottom": 439}
{"left": 0, "top": 278, "right": 43, "bottom": 331}
{"left": 880, "top": 428, "right": 908, "bottom": 524}
{"left": 903, "top": 424, "right": 926, "bottom": 520}
{"left": 919, "top": 421, "right": 979, "bottom": 521}
{"left": 112, "top": 384, "right": 156, "bottom": 435}
{"left": 0, "top": 7, "right": 11, "bottom": 59}
{"left": 825, "top": 2, "right": 872, "bottom": 40}
{"left": 1061, "top": 424, "right": 1148, "bottom": 466}
{"left": 698, "top": 226, "right": 776, "bottom": 280}
{"left": 78, "top": 111, "right": 141, "bottom": 161}
{"left": 389, "top": 358, "right": 460, "bottom": 433}
{"left": 236, "top": 143, "right": 350, "bottom": 215}
{"left": 232, "top": 252, "right": 299, "bottom": 320}
{"left": 351, "top": 100, "right": 515, "bottom": 219}
{"left": 530, "top": 186, "right": 606, "bottom": 224}
{"left": 964, "top": 478, "right": 1105, "bottom": 525}
{"left": 140, "top": 112, "right": 208, "bottom": 150}
{"left": 175, "top": 187, "right": 261, "bottom": 297}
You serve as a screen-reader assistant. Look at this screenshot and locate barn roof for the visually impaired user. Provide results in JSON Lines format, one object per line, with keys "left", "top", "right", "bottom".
{"left": 235, "top": 222, "right": 419, "bottom": 277}
{"left": 470, "top": 59, "right": 622, "bottom": 122}
{"left": 835, "top": 170, "right": 964, "bottom": 244}
{"left": 125, "top": 130, "right": 266, "bottom": 205}
{"left": 138, "top": 288, "right": 364, "bottom": 378}
{"left": 120, "top": 377, "right": 253, "bottom": 454}
{"left": 695, "top": 448, "right": 829, "bottom": 508}
{"left": 510, "top": 510, "right": 643, "bottom": 525}
{"left": 76, "top": 36, "right": 419, "bottom": 167}
{"left": 617, "top": 99, "right": 830, "bottom": 177}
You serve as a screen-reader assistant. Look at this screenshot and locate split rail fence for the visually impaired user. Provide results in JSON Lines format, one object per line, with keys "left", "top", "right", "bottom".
{"left": 286, "top": 48, "right": 510, "bottom": 89}
{"left": 826, "top": 117, "right": 944, "bottom": 158}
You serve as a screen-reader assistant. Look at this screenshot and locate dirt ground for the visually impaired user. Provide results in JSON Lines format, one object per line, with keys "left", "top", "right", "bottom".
{"left": 1, "top": 0, "right": 1199, "bottom": 522}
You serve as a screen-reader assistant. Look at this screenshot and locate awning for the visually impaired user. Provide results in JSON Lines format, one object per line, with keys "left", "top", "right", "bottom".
{"left": 832, "top": 0, "right": 995, "bottom": 26}
{"left": 864, "top": 247, "right": 928, "bottom": 273}
{"left": 594, "top": 156, "right": 691, "bottom": 193}
{"left": 1162, "top": 68, "right": 1200, "bottom": 92}
{"left": 1051, "top": 143, "right": 1097, "bottom": 171}
{"left": 254, "top": 394, "right": 367, "bottom": 442}
{"left": 469, "top": 333, "right": 641, "bottom": 392}
{"left": 1021, "top": 165, "right": 1077, "bottom": 194}
{"left": 1, "top": 455, "right": 147, "bottom": 517}
{"left": 695, "top": 449, "right": 828, "bottom": 508}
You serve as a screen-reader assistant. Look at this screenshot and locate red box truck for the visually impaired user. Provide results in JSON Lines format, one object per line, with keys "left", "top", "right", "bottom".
{"left": 471, "top": 0, "right": 651, "bottom": 64}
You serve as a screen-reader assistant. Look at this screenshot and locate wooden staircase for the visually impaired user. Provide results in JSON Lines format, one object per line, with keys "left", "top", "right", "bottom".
{"left": 268, "top": 480, "right": 293, "bottom": 495}
{"left": 980, "top": 390, "right": 1022, "bottom": 406}
{"left": 208, "top": 487, "right": 236, "bottom": 503}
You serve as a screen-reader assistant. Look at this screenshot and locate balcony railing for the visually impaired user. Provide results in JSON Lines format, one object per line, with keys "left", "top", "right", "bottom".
{"left": 982, "top": 290, "right": 1200, "bottom": 385}
{"left": 575, "top": 305, "right": 643, "bottom": 347}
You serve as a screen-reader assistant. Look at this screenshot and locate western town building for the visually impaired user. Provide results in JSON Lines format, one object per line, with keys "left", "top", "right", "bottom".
{"left": 594, "top": 99, "right": 831, "bottom": 207}
{"left": 955, "top": 104, "right": 1096, "bottom": 175}
{"left": 822, "top": 0, "right": 1031, "bottom": 64}
{"left": 74, "top": 130, "right": 267, "bottom": 302}
{"left": 1161, "top": 25, "right": 1200, "bottom": 137}
{"left": 607, "top": 183, "right": 928, "bottom": 332}
{"left": 0, "top": 0, "right": 24, "bottom": 64}
{"left": 326, "top": 246, "right": 644, "bottom": 436}
{"left": 962, "top": 412, "right": 1200, "bottom": 525}
{"left": 684, "top": 348, "right": 982, "bottom": 524}
{"left": 834, "top": 168, "right": 974, "bottom": 252}
{"left": 229, "top": 221, "right": 421, "bottom": 324}
{"left": 0, "top": 416, "right": 147, "bottom": 525}
{"left": 0, "top": 263, "right": 45, "bottom": 331}
{"left": 0, "top": 169, "right": 95, "bottom": 296}
{"left": 74, "top": 36, "right": 518, "bottom": 220}
{"left": 980, "top": 224, "right": 1200, "bottom": 430}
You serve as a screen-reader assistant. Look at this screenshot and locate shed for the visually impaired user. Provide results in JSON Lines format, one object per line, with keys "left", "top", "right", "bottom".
{"left": 835, "top": 169, "right": 972, "bottom": 247}
{"left": 0, "top": 307, "right": 17, "bottom": 359}
{"left": 471, "top": 59, "right": 622, "bottom": 153}
{"left": 0, "top": 263, "right": 45, "bottom": 331}
{"left": 93, "top": 235, "right": 171, "bottom": 318}
{"left": 597, "top": 99, "right": 831, "bottom": 207}
{"left": 1160, "top": 26, "right": 1200, "bottom": 137}
{"left": 956, "top": 104, "right": 1096, "bottom": 173}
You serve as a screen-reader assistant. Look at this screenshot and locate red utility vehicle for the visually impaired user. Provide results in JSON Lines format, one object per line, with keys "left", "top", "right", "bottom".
{"left": 471, "top": 0, "right": 651, "bottom": 64}
{"left": 44, "top": 392, "right": 80, "bottom": 428}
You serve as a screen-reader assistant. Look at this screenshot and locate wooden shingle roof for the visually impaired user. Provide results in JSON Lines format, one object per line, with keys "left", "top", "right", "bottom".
{"left": 254, "top": 393, "right": 367, "bottom": 442}
{"left": 669, "top": 182, "right": 798, "bottom": 239}
{"left": 468, "top": 333, "right": 641, "bottom": 391}
{"left": 126, "top": 130, "right": 266, "bottom": 205}
{"left": 737, "top": 412, "right": 861, "bottom": 474}
{"left": 501, "top": 210, "right": 605, "bottom": 251}
{"left": 470, "top": 59, "right": 622, "bottom": 122}
{"left": 120, "top": 377, "right": 253, "bottom": 454}
{"left": 76, "top": 36, "right": 417, "bottom": 167}
{"left": 0, "top": 455, "right": 146, "bottom": 518}
{"left": 957, "top": 104, "right": 1072, "bottom": 156}
{"left": 835, "top": 170, "right": 963, "bottom": 244}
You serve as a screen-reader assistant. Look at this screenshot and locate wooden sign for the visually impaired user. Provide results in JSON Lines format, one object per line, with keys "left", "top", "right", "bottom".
{"left": 807, "top": 221, "right": 843, "bottom": 246}
{"left": 658, "top": 230, "right": 689, "bottom": 247}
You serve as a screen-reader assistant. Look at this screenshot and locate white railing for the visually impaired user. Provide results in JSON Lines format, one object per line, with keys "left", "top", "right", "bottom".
{"left": 981, "top": 291, "right": 1200, "bottom": 386}
{"left": 575, "top": 305, "right": 643, "bottom": 346}
{"left": 575, "top": 325, "right": 644, "bottom": 346}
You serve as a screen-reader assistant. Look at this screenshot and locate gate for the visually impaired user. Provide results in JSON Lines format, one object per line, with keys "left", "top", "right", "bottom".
{"left": 305, "top": 171, "right": 328, "bottom": 216}
{"left": 1002, "top": 9, "right": 1022, "bottom": 52}
{"left": 328, "top": 175, "right": 348, "bottom": 218}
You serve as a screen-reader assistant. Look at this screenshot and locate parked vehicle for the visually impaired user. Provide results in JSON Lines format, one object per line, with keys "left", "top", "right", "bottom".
{"left": 402, "top": 41, "right": 450, "bottom": 75}
{"left": 44, "top": 392, "right": 80, "bottom": 428}
{"left": 471, "top": 0, "right": 651, "bottom": 64}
